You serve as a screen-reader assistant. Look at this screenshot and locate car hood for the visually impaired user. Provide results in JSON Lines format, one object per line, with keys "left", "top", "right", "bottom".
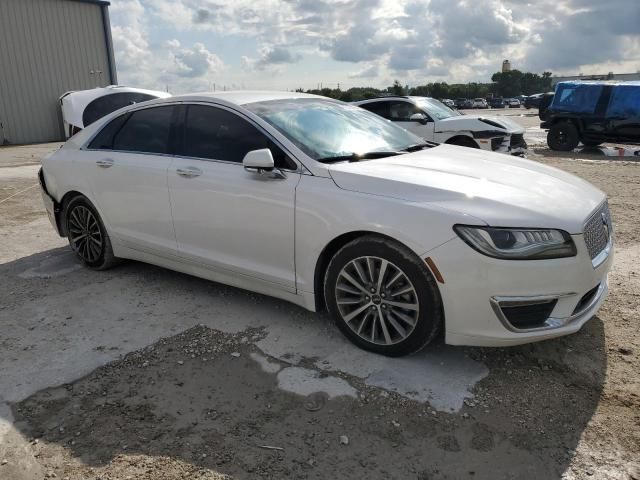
{"left": 328, "top": 144, "right": 605, "bottom": 234}
{"left": 436, "top": 115, "right": 524, "bottom": 134}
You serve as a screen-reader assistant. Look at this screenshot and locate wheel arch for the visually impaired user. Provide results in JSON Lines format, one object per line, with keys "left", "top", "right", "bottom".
{"left": 57, "top": 190, "right": 92, "bottom": 237}
{"left": 313, "top": 230, "right": 438, "bottom": 312}
{"left": 444, "top": 134, "right": 479, "bottom": 148}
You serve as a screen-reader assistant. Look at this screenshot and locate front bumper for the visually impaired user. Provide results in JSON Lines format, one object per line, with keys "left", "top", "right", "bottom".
{"left": 424, "top": 233, "right": 613, "bottom": 347}
{"left": 480, "top": 133, "right": 527, "bottom": 156}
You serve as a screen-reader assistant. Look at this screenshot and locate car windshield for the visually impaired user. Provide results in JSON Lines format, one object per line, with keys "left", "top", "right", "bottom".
{"left": 415, "top": 98, "right": 460, "bottom": 120}
{"left": 246, "top": 98, "right": 425, "bottom": 162}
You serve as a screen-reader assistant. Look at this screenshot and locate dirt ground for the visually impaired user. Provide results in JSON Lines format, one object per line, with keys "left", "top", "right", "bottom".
{"left": 0, "top": 113, "right": 639, "bottom": 480}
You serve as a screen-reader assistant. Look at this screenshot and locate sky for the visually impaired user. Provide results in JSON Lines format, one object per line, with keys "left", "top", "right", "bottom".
{"left": 108, "top": 0, "right": 640, "bottom": 94}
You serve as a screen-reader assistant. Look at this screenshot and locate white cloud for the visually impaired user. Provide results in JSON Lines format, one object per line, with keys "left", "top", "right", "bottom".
{"left": 109, "top": 0, "right": 640, "bottom": 91}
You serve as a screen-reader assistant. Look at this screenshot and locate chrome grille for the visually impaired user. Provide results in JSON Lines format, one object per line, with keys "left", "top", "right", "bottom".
{"left": 583, "top": 202, "right": 612, "bottom": 260}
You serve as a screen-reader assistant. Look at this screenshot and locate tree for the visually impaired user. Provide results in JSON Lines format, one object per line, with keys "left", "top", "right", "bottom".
{"left": 390, "top": 80, "right": 405, "bottom": 96}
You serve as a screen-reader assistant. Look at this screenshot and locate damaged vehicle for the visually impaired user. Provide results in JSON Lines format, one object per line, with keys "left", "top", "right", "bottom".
{"left": 355, "top": 96, "right": 527, "bottom": 155}
{"left": 543, "top": 81, "right": 640, "bottom": 151}
{"left": 60, "top": 85, "right": 171, "bottom": 138}
{"left": 40, "top": 92, "right": 611, "bottom": 356}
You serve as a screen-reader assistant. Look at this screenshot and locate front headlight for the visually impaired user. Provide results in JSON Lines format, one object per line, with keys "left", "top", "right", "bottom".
{"left": 454, "top": 225, "right": 577, "bottom": 260}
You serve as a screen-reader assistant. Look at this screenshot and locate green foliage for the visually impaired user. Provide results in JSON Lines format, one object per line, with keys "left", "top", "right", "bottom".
{"left": 296, "top": 70, "right": 553, "bottom": 102}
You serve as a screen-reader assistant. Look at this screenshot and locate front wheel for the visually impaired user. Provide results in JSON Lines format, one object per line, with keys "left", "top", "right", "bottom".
{"left": 65, "top": 196, "right": 120, "bottom": 270}
{"left": 547, "top": 122, "right": 579, "bottom": 151}
{"left": 324, "top": 236, "right": 443, "bottom": 356}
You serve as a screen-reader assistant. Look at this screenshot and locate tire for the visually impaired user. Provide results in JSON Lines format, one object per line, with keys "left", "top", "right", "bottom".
{"left": 65, "top": 196, "right": 120, "bottom": 270}
{"left": 582, "top": 139, "right": 602, "bottom": 148}
{"left": 324, "top": 235, "right": 443, "bottom": 357}
{"left": 446, "top": 136, "right": 479, "bottom": 149}
{"left": 547, "top": 122, "right": 579, "bottom": 151}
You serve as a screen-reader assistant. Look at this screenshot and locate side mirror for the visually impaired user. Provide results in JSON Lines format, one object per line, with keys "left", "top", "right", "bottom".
{"left": 243, "top": 148, "right": 274, "bottom": 172}
{"left": 409, "top": 113, "right": 428, "bottom": 124}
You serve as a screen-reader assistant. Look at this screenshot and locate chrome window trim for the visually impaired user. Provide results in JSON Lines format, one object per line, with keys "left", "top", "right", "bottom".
{"left": 80, "top": 100, "right": 306, "bottom": 175}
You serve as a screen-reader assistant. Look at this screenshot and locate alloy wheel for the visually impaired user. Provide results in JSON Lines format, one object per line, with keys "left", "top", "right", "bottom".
{"left": 68, "top": 205, "right": 103, "bottom": 263}
{"left": 335, "top": 256, "right": 419, "bottom": 345}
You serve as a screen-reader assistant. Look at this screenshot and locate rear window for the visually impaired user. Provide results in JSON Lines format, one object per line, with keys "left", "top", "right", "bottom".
{"left": 606, "top": 85, "right": 640, "bottom": 119}
{"left": 82, "top": 92, "right": 158, "bottom": 127}
{"left": 551, "top": 83, "right": 603, "bottom": 114}
{"left": 111, "top": 106, "right": 174, "bottom": 154}
{"left": 87, "top": 113, "right": 129, "bottom": 150}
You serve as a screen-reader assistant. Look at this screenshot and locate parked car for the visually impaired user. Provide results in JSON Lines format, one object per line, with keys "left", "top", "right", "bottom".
{"left": 39, "top": 91, "right": 612, "bottom": 355}
{"left": 542, "top": 81, "right": 640, "bottom": 150}
{"left": 454, "top": 98, "right": 468, "bottom": 109}
{"left": 471, "top": 98, "right": 489, "bottom": 109}
{"left": 441, "top": 99, "right": 455, "bottom": 109}
{"left": 488, "top": 97, "right": 506, "bottom": 108}
{"left": 507, "top": 98, "right": 521, "bottom": 108}
{"left": 355, "top": 96, "right": 526, "bottom": 155}
{"left": 524, "top": 93, "right": 544, "bottom": 109}
{"left": 60, "top": 85, "right": 171, "bottom": 139}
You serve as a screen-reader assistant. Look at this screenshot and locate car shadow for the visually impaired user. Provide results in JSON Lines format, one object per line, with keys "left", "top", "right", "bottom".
{"left": 1, "top": 247, "right": 607, "bottom": 479}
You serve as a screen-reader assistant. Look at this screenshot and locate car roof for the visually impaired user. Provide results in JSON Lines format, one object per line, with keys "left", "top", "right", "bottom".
{"left": 151, "top": 90, "right": 326, "bottom": 106}
{"left": 557, "top": 80, "right": 640, "bottom": 87}
{"left": 354, "top": 96, "right": 436, "bottom": 105}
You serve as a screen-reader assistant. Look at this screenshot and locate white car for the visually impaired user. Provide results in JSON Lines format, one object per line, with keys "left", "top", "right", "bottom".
{"left": 507, "top": 98, "right": 521, "bottom": 108}
{"left": 39, "top": 91, "right": 613, "bottom": 356}
{"left": 471, "top": 98, "right": 489, "bottom": 109}
{"left": 60, "top": 85, "right": 171, "bottom": 139}
{"left": 355, "top": 96, "right": 527, "bottom": 155}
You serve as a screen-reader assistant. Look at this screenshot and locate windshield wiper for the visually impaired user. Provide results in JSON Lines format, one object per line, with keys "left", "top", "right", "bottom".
{"left": 402, "top": 141, "right": 439, "bottom": 152}
{"left": 317, "top": 151, "right": 407, "bottom": 163}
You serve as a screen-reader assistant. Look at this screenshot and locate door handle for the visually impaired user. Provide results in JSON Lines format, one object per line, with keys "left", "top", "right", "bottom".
{"left": 176, "top": 167, "right": 202, "bottom": 178}
{"left": 96, "top": 158, "right": 114, "bottom": 168}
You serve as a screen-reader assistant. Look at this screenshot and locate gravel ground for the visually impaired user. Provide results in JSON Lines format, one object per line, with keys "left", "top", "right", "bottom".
{"left": 0, "top": 115, "right": 639, "bottom": 480}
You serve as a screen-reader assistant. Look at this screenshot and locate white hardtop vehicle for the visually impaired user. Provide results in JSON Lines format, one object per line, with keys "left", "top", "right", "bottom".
{"left": 60, "top": 85, "right": 171, "bottom": 138}
{"left": 40, "top": 91, "right": 612, "bottom": 356}
{"left": 355, "top": 96, "right": 527, "bottom": 156}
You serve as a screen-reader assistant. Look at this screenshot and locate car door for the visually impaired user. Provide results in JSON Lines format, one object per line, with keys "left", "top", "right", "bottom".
{"left": 387, "top": 101, "right": 435, "bottom": 141}
{"left": 82, "top": 105, "right": 177, "bottom": 255}
{"left": 168, "top": 103, "right": 300, "bottom": 292}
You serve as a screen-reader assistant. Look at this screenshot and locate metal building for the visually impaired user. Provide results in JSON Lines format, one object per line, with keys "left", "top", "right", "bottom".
{"left": 0, "top": 0, "right": 117, "bottom": 145}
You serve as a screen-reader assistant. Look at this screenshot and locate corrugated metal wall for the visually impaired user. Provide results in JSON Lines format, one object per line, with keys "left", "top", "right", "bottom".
{"left": 0, "top": 0, "right": 115, "bottom": 145}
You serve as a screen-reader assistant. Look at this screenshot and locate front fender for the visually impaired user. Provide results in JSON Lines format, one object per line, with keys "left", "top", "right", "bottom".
{"left": 295, "top": 175, "right": 474, "bottom": 294}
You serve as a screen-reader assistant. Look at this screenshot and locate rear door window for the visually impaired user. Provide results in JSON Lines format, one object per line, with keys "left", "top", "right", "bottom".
{"left": 82, "top": 92, "right": 158, "bottom": 127}
{"left": 178, "top": 105, "right": 295, "bottom": 169}
{"left": 111, "top": 106, "right": 175, "bottom": 154}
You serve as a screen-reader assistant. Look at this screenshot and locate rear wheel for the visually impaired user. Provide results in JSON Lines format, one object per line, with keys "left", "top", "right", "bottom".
{"left": 65, "top": 196, "right": 119, "bottom": 270}
{"left": 324, "top": 236, "right": 442, "bottom": 357}
{"left": 547, "top": 122, "right": 579, "bottom": 151}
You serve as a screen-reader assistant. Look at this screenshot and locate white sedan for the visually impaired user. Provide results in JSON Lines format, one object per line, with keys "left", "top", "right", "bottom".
{"left": 39, "top": 91, "right": 613, "bottom": 356}
{"left": 354, "top": 96, "right": 527, "bottom": 155}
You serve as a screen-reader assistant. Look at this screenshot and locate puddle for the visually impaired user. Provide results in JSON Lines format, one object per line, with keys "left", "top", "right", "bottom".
{"left": 276, "top": 366, "right": 358, "bottom": 399}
